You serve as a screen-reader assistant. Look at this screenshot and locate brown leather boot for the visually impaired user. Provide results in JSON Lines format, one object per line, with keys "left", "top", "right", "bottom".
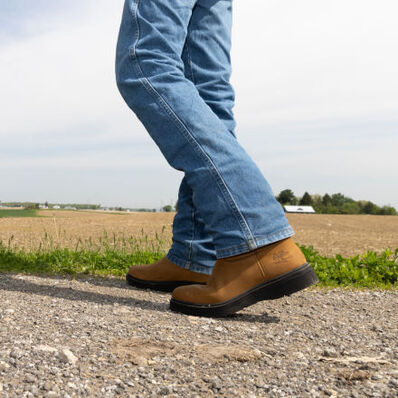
{"left": 170, "top": 237, "right": 318, "bottom": 316}
{"left": 126, "top": 256, "right": 209, "bottom": 292}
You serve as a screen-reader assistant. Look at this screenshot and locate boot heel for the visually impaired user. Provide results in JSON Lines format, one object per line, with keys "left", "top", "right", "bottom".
{"left": 259, "top": 263, "right": 319, "bottom": 300}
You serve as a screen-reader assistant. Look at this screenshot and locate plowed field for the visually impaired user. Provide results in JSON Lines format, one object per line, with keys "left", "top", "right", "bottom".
{"left": 0, "top": 210, "right": 397, "bottom": 256}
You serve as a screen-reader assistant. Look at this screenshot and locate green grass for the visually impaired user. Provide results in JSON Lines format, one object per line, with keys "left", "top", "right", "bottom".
{"left": 0, "top": 245, "right": 163, "bottom": 277}
{"left": 300, "top": 245, "right": 398, "bottom": 288}
{"left": 0, "top": 209, "right": 38, "bottom": 218}
{"left": 0, "top": 235, "right": 397, "bottom": 288}
{"left": 0, "top": 230, "right": 169, "bottom": 277}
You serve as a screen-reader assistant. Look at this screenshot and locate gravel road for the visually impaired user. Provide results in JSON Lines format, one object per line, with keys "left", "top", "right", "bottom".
{"left": 0, "top": 274, "right": 397, "bottom": 398}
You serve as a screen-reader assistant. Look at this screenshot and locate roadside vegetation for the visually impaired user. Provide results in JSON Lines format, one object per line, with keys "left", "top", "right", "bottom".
{"left": 0, "top": 232, "right": 396, "bottom": 288}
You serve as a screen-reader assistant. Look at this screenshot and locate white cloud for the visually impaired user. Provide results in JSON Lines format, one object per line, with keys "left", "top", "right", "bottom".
{"left": 232, "top": 0, "right": 398, "bottom": 125}
{"left": 0, "top": 1, "right": 127, "bottom": 135}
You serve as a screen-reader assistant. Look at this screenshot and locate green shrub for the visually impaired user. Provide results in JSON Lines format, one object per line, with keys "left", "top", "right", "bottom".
{"left": 300, "top": 245, "right": 398, "bottom": 288}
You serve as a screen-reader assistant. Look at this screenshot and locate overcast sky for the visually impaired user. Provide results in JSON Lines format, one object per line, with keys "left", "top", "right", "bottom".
{"left": 1, "top": 0, "right": 397, "bottom": 209}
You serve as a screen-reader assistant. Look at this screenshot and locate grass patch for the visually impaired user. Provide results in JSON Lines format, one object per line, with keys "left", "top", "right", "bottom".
{"left": 0, "top": 241, "right": 396, "bottom": 288}
{"left": 0, "top": 209, "right": 38, "bottom": 218}
{"left": 301, "top": 245, "right": 398, "bottom": 288}
{"left": 0, "top": 245, "right": 163, "bottom": 277}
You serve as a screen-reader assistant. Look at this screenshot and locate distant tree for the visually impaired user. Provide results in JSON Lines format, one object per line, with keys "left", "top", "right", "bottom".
{"left": 44, "top": 201, "right": 49, "bottom": 208}
{"left": 311, "top": 194, "right": 323, "bottom": 213}
{"left": 362, "top": 201, "right": 376, "bottom": 214}
{"left": 311, "top": 194, "right": 322, "bottom": 206}
{"left": 162, "top": 205, "right": 173, "bottom": 212}
{"left": 380, "top": 206, "right": 397, "bottom": 215}
{"left": 277, "top": 189, "right": 296, "bottom": 205}
{"left": 370, "top": 204, "right": 381, "bottom": 215}
{"left": 322, "top": 193, "right": 332, "bottom": 206}
{"left": 325, "top": 205, "right": 339, "bottom": 214}
{"left": 357, "top": 200, "right": 367, "bottom": 213}
{"left": 341, "top": 202, "right": 360, "bottom": 214}
{"left": 299, "top": 192, "right": 313, "bottom": 206}
{"left": 330, "top": 193, "right": 346, "bottom": 208}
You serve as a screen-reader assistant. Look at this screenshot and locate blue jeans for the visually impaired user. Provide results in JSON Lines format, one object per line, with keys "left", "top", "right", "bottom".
{"left": 115, "top": 0, "right": 295, "bottom": 275}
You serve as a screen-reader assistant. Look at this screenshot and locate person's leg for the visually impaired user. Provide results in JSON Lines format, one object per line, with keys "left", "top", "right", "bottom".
{"left": 167, "top": 0, "right": 238, "bottom": 275}
{"left": 116, "top": 0, "right": 317, "bottom": 312}
{"left": 126, "top": 0, "right": 237, "bottom": 285}
{"left": 116, "top": 0, "right": 294, "bottom": 260}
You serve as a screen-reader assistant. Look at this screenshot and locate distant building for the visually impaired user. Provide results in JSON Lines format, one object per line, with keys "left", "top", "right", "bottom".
{"left": 53, "top": 205, "right": 61, "bottom": 209}
{"left": 284, "top": 205, "right": 315, "bottom": 214}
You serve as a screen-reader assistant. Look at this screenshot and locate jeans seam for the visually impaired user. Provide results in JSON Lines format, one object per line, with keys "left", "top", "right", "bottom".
{"left": 188, "top": 202, "right": 194, "bottom": 262}
{"left": 130, "top": 0, "right": 257, "bottom": 249}
{"left": 128, "top": 0, "right": 141, "bottom": 58}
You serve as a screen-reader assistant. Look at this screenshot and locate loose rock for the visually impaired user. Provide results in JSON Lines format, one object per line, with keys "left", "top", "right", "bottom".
{"left": 59, "top": 349, "right": 78, "bottom": 365}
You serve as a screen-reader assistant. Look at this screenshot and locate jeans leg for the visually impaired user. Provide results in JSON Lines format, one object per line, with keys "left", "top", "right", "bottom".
{"left": 167, "top": 176, "right": 216, "bottom": 275}
{"left": 115, "top": 0, "right": 294, "bottom": 260}
{"left": 168, "top": 1, "right": 239, "bottom": 274}
{"left": 182, "top": 0, "right": 237, "bottom": 137}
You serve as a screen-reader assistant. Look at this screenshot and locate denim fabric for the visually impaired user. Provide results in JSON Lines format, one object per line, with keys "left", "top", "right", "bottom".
{"left": 115, "top": 0, "right": 295, "bottom": 274}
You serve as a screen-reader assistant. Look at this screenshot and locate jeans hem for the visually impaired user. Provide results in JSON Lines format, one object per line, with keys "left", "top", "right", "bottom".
{"left": 215, "top": 226, "right": 295, "bottom": 259}
{"left": 166, "top": 251, "right": 213, "bottom": 275}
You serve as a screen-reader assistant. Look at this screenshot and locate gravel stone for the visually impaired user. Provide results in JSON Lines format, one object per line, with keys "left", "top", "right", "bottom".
{"left": 0, "top": 361, "right": 10, "bottom": 371}
{"left": 0, "top": 274, "right": 397, "bottom": 397}
{"left": 58, "top": 349, "right": 78, "bottom": 365}
{"left": 34, "top": 345, "right": 58, "bottom": 353}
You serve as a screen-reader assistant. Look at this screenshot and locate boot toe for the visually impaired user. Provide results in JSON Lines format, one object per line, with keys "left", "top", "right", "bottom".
{"left": 172, "top": 284, "right": 207, "bottom": 303}
{"left": 127, "top": 265, "right": 147, "bottom": 279}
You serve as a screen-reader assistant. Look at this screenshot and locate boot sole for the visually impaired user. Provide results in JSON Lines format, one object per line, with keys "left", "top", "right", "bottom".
{"left": 126, "top": 273, "right": 207, "bottom": 293}
{"left": 169, "top": 263, "right": 319, "bottom": 317}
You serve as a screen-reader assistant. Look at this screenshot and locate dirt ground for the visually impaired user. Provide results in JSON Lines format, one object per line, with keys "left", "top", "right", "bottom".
{"left": 1, "top": 274, "right": 397, "bottom": 397}
{"left": 0, "top": 210, "right": 397, "bottom": 257}
{"left": 286, "top": 213, "right": 398, "bottom": 257}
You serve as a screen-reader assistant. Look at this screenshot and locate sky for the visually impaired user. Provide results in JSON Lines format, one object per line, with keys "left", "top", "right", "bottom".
{"left": 1, "top": 0, "right": 397, "bottom": 209}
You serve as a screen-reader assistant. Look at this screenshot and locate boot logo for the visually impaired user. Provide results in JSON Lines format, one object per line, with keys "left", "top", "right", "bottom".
{"left": 272, "top": 249, "right": 291, "bottom": 264}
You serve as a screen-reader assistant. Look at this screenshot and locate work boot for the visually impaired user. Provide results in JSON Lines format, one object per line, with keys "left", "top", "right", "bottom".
{"left": 170, "top": 237, "right": 318, "bottom": 317}
{"left": 126, "top": 256, "right": 209, "bottom": 292}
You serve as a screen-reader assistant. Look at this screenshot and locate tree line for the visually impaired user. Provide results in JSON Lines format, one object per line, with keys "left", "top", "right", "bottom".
{"left": 0, "top": 201, "right": 101, "bottom": 210}
{"left": 276, "top": 190, "right": 397, "bottom": 215}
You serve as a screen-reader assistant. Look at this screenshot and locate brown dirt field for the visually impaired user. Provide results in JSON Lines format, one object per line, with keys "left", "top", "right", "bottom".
{"left": 0, "top": 210, "right": 174, "bottom": 252}
{"left": 286, "top": 213, "right": 398, "bottom": 257}
{"left": 0, "top": 210, "right": 397, "bottom": 257}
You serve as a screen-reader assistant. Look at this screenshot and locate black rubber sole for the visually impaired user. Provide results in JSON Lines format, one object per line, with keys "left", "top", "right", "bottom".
{"left": 126, "top": 273, "right": 206, "bottom": 293}
{"left": 169, "top": 263, "right": 319, "bottom": 317}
